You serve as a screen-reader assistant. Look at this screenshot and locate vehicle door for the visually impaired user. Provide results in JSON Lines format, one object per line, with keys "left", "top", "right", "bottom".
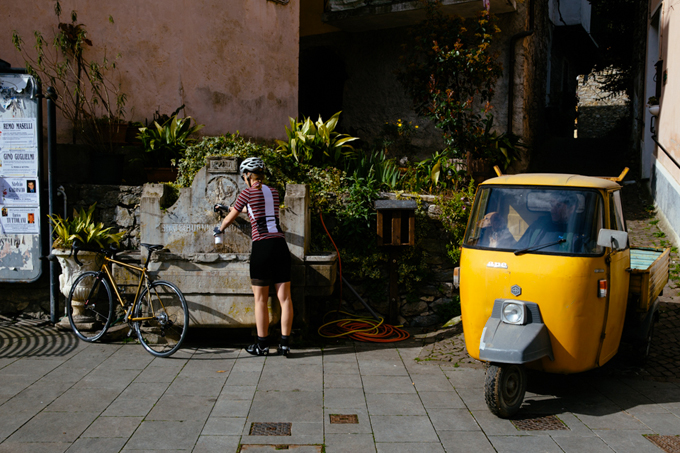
{"left": 598, "top": 189, "right": 630, "bottom": 365}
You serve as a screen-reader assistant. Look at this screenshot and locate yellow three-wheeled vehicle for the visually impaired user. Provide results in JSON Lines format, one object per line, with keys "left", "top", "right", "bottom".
{"left": 454, "top": 170, "right": 670, "bottom": 418}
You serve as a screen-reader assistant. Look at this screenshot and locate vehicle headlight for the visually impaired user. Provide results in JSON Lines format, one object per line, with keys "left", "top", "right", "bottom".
{"left": 501, "top": 301, "right": 526, "bottom": 325}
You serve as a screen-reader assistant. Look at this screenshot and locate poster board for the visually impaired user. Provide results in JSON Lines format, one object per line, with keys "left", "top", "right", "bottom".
{"left": 0, "top": 73, "right": 42, "bottom": 282}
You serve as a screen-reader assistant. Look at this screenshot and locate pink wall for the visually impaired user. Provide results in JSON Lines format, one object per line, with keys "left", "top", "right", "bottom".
{"left": 655, "top": 0, "right": 680, "bottom": 184}
{"left": 2, "top": 0, "right": 299, "bottom": 142}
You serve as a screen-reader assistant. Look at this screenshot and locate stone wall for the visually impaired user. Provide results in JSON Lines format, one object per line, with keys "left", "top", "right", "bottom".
{"left": 1, "top": 184, "right": 459, "bottom": 328}
{"left": 577, "top": 72, "right": 629, "bottom": 139}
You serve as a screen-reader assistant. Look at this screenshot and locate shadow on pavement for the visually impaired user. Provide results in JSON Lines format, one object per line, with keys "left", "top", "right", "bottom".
{"left": 0, "top": 319, "right": 80, "bottom": 358}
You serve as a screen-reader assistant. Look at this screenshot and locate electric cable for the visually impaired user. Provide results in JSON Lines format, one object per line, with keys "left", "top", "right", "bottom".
{"left": 317, "top": 212, "right": 410, "bottom": 342}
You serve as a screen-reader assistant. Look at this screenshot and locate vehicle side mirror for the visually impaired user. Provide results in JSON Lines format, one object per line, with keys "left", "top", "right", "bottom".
{"left": 597, "top": 229, "right": 628, "bottom": 251}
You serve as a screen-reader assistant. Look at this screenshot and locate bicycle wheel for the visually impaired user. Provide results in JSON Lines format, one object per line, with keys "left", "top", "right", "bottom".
{"left": 66, "top": 271, "right": 114, "bottom": 342}
{"left": 133, "top": 280, "right": 189, "bottom": 357}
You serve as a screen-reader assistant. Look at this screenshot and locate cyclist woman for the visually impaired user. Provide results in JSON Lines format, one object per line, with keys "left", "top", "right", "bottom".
{"left": 214, "top": 157, "right": 293, "bottom": 357}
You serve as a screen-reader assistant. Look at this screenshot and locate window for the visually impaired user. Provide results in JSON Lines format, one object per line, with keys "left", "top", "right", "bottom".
{"left": 464, "top": 186, "right": 604, "bottom": 255}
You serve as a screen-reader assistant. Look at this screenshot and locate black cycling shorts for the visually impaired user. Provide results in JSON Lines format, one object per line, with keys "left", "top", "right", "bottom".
{"left": 250, "top": 237, "right": 292, "bottom": 286}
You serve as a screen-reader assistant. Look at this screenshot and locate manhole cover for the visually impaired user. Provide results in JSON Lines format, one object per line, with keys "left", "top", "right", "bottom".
{"left": 249, "top": 422, "right": 292, "bottom": 436}
{"left": 511, "top": 414, "right": 568, "bottom": 431}
{"left": 647, "top": 434, "right": 680, "bottom": 452}
{"left": 329, "top": 414, "right": 359, "bottom": 424}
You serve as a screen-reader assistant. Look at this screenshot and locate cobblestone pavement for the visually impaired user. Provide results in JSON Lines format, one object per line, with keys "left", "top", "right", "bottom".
{"left": 419, "top": 182, "right": 680, "bottom": 383}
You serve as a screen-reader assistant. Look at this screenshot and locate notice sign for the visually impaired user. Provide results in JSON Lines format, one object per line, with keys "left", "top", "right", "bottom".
{"left": 0, "top": 206, "right": 39, "bottom": 234}
{"left": 1, "top": 177, "right": 39, "bottom": 205}
{"left": 0, "top": 119, "right": 38, "bottom": 176}
{"left": 0, "top": 119, "right": 37, "bottom": 149}
{"left": 1, "top": 148, "right": 38, "bottom": 176}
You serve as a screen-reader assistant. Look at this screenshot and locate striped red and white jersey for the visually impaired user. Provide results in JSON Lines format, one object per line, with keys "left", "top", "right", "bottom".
{"left": 232, "top": 183, "right": 285, "bottom": 241}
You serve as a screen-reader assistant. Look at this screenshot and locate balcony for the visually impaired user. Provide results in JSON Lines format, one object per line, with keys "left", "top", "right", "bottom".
{"left": 322, "top": 0, "right": 518, "bottom": 32}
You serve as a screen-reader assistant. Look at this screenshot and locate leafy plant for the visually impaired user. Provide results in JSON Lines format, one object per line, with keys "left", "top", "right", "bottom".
{"left": 276, "top": 111, "right": 359, "bottom": 166}
{"left": 436, "top": 182, "right": 476, "bottom": 264}
{"left": 647, "top": 96, "right": 659, "bottom": 106}
{"left": 398, "top": 2, "right": 503, "bottom": 163}
{"left": 346, "top": 150, "right": 403, "bottom": 190}
{"left": 48, "top": 203, "right": 124, "bottom": 249}
{"left": 12, "top": 1, "right": 127, "bottom": 147}
{"left": 137, "top": 115, "right": 204, "bottom": 167}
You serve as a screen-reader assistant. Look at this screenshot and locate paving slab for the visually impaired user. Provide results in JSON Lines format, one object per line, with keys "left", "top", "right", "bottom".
{"left": 80, "top": 416, "right": 144, "bottom": 438}
{"left": 375, "top": 442, "right": 445, "bottom": 452}
{"left": 366, "top": 392, "right": 426, "bottom": 415}
{"left": 125, "top": 420, "right": 204, "bottom": 450}
{"left": 192, "top": 435, "right": 241, "bottom": 453}
{"left": 370, "top": 415, "right": 440, "bottom": 443}
{"left": 325, "top": 433, "right": 376, "bottom": 453}
{"left": 438, "top": 431, "right": 496, "bottom": 452}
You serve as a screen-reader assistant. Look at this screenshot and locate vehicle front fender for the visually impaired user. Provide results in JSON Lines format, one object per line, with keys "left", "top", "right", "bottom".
{"left": 479, "top": 299, "right": 554, "bottom": 364}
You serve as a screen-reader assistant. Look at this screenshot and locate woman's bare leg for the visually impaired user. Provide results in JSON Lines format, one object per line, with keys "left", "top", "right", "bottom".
{"left": 252, "top": 285, "right": 270, "bottom": 338}
{"left": 275, "top": 282, "right": 293, "bottom": 336}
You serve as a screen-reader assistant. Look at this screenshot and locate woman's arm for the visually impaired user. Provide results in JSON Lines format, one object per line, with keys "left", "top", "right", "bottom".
{"left": 219, "top": 207, "right": 242, "bottom": 233}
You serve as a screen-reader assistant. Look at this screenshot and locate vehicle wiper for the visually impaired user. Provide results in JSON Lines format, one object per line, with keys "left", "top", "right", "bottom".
{"left": 514, "top": 237, "right": 565, "bottom": 256}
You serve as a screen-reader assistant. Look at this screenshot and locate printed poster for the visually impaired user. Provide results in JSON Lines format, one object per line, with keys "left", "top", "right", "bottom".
{"left": 0, "top": 118, "right": 38, "bottom": 176}
{"left": 0, "top": 206, "right": 39, "bottom": 234}
{"left": 1, "top": 177, "right": 39, "bottom": 206}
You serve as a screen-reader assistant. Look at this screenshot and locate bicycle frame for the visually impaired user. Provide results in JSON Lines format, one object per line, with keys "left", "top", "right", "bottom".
{"left": 87, "top": 256, "right": 160, "bottom": 324}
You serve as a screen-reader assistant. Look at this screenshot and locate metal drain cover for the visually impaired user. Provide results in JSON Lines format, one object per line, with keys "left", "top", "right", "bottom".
{"left": 249, "top": 422, "right": 292, "bottom": 436}
{"left": 329, "top": 414, "right": 359, "bottom": 424}
{"left": 647, "top": 435, "right": 680, "bottom": 453}
{"left": 511, "top": 414, "right": 568, "bottom": 431}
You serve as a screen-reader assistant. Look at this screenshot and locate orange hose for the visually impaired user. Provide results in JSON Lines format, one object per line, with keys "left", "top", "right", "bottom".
{"left": 318, "top": 212, "right": 410, "bottom": 343}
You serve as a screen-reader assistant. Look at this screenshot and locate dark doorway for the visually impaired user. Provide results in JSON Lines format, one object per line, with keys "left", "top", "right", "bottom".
{"left": 298, "top": 46, "right": 346, "bottom": 121}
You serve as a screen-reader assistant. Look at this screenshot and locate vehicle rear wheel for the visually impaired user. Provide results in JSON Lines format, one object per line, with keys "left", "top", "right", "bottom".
{"left": 484, "top": 364, "right": 527, "bottom": 418}
{"left": 133, "top": 280, "right": 188, "bottom": 357}
{"left": 67, "top": 271, "right": 114, "bottom": 342}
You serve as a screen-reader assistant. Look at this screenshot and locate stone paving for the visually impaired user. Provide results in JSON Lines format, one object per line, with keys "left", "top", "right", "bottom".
{"left": 1, "top": 181, "right": 680, "bottom": 452}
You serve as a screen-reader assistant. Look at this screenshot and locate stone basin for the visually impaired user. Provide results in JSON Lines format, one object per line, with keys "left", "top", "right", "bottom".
{"left": 116, "top": 157, "right": 337, "bottom": 328}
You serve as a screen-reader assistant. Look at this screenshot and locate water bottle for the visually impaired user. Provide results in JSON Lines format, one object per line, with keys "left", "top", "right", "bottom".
{"left": 213, "top": 226, "right": 224, "bottom": 244}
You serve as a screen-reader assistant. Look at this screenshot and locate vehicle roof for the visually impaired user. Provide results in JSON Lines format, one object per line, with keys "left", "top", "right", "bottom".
{"left": 480, "top": 173, "right": 621, "bottom": 190}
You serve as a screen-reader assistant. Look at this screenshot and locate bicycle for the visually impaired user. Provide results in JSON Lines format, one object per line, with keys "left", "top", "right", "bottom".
{"left": 65, "top": 243, "right": 189, "bottom": 358}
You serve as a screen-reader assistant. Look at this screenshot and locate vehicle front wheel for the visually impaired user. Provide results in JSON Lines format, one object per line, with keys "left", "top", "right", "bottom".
{"left": 484, "top": 364, "right": 527, "bottom": 418}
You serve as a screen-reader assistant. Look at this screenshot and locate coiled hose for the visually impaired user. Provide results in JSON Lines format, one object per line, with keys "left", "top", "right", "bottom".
{"left": 317, "top": 212, "right": 410, "bottom": 342}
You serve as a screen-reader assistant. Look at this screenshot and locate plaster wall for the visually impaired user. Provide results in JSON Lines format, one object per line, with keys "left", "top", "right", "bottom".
{"left": 2, "top": 0, "right": 299, "bottom": 142}
{"left": 649, "top": 0, "right": 680, "bottom": 241}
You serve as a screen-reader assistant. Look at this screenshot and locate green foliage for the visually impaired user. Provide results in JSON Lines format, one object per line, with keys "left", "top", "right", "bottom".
{"left": 137, "top": 115, "right": 204, "bottom": 167}
{"left": 346, "top": 150, "right": 403, "bottom": 191}
{"left": 12, "top": 1, "right": 126, "bottom": 146}
{"left": 377, "top": 119, "right": 419, "bottom": 157}
{"left": 436, "top": 182, "right": 476, "bottom": 264}
{"left": 398, "top": 3, "right": 509, "bottom": 165}
{"left": 48, "top": 203, "right": 124, "bottom": 249}
{"left": 276, "top": 112, "right": 359, "bottom": 166}
{"left": 437, "top": 295, "right": 461, "bottom": 322}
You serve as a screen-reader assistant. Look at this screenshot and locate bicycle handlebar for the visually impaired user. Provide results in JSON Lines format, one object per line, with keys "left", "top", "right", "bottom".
{"left": 214, "top": 204, "right": 229, "bottom": 213}
{"left": 72, "top": 242, "right": 118, "bottom": 266}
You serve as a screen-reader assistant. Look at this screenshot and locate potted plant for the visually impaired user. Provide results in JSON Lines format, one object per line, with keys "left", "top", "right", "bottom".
{"left": 137, "top": 111, "right": 204, "bottom": 182}
{"left": 48, "top": 203, "right": 124, "bottom": 327}
{"left": 648, "top": 96, "right": 660, "bottom": 116}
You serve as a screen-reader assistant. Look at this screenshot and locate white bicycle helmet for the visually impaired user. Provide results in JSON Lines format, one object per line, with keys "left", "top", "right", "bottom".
{"left": 239, "top": 157, "right": 265, "bottom": 175}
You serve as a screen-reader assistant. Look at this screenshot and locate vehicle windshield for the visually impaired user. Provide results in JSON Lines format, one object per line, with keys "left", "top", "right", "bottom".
{"left": 464, "top": 186, "right": 604, "bottom": 255}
